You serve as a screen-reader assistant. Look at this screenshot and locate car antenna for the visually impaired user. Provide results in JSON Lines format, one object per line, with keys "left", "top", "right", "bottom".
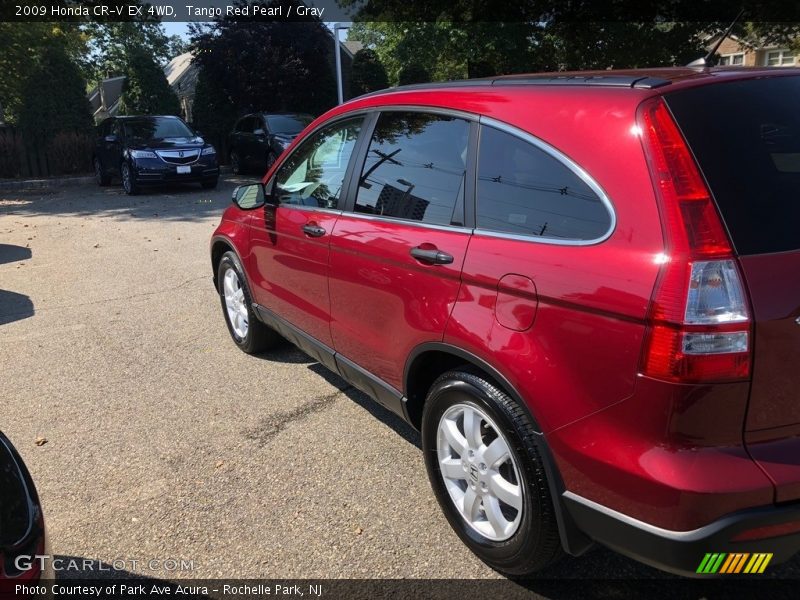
{"left": 687, "top": 9, "right": 745, "bottom": 67}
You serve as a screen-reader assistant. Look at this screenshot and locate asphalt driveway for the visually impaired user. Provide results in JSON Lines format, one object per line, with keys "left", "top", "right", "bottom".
{"left": 1, "top": 177, "right": 798, "bottom": 596}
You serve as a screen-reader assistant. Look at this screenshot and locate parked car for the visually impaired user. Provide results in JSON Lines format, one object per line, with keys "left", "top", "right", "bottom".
{"left": 210, "top": 68, "right": 800, "bottom": 577}
{"left": 93, "top": 115, "right": 219, "bottom": 195}
{"left": 228, "top": 113, "right": 313, "bottom": 175}
{"left": 0, "top": 431, "right": 48, "bottom": 591}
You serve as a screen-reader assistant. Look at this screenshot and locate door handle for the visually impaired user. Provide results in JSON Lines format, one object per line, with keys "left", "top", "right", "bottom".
{"left": 302, "top": 223, "right": 326, "bottom": 237}
{"left": 410, "top": 246, "right": 454, "bottom": 265}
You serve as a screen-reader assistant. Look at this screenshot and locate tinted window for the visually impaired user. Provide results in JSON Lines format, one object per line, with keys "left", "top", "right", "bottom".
{"left": 123, "top": 117, "right": 193, "bottom": 142}
{"left": 274, "top": 117, "right": 362, "bottom": 209}
{"left": 355, "top": 112, "right": 469, "bottom": 226}
{"left": 667, "top": 76, "right": 800, "bottom": 255}
{"left": 266, "top": 115, "right": 313, "bottom": 134}
{"left": 476, "top": 127, "right": 611, "bottom": 241}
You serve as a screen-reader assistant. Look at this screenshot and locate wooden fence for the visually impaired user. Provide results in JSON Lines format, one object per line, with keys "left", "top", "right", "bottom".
{"left": 0, "top": 125, "right": 94, "bottom": 179}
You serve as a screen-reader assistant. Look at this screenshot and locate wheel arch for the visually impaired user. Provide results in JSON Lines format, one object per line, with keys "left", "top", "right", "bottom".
{"left": 404, "top": 342, "right": 537, "bottom": 432}
{"left": 403, "top": 341, "right": 594, "bottom": 556}
{"left": 210, "top": 235, "right": 246, "bottom": 290}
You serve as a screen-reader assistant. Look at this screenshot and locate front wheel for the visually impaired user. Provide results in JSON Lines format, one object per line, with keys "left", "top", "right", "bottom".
{"left": 217, "top": 251, "right": 280, "bottom": 354}
{"left": 421, "top": 370, "right": 563, "bottom": 576}
{"left": 120, "top": 162, "right": 138, "bottom": 195}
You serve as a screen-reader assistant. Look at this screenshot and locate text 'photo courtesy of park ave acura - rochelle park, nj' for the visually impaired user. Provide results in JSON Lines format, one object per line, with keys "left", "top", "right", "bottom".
{"left": 2, "top": 0, "right": 800, "bottom": 599}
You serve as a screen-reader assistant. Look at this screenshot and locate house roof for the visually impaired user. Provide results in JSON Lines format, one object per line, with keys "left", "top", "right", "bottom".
{"left": 165, "top": 52, "right": 195, "bottom": 87}
{"left": 87, "top": 75, "right": 126, "bottom": 119}
{"left": 343, "top": 40, "right": 363, "bottom": 56}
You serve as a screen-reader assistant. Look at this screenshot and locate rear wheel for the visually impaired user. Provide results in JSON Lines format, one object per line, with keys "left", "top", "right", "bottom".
{"left": 217, "top": 251, "right": 280, "bottom": 354}
{"left": 120, "top": 162, "right": 138, "bottom": 195}
{"left": 94, "top": 157, "right": 110, "bottom": 186}
{"left": 422, "top": 370, "right": 563, "bottom": 576}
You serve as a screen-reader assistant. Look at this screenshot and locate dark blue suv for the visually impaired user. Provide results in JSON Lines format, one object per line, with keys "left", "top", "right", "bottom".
{"left": 93, "top": 115, "right": 219, "bottom": 195}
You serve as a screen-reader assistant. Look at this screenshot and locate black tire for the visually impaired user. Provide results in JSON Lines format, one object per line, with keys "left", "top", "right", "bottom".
{"left": 230, "top": 150, "right": 244, "bottom": 175}
{"left": 94, "top": 157, "right": 111, "bottom": 186}
{"left": 120, "top": 162, "right": 138, "bottom": 196}
{"left": 201, "top": 178, "right": 218, "bottom": 190}
{"left": 217, "top": 251, "right": 280, "bottom": 354}
{"left": 265, "top": 151, "right": 276, "bottom": 171}
{"left": 421, "top": 370, "right": 564, "bottom": 576}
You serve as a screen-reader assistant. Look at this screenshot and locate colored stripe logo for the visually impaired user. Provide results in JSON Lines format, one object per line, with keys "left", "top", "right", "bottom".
{"left": 696, "top": 552, "right": 773, "bottom": 574}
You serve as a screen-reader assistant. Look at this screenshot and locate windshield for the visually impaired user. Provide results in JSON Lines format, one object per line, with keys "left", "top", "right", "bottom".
{"left": 266, "top": 115, "right": 313, "bottom": 135}
{"left": 123, "top": 118, "right": 194, "bottom": 143}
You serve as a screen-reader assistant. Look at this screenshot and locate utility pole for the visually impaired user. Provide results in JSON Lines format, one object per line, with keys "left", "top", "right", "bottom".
{"left": 333, "top": 23, "right": 351, "bottom": 105}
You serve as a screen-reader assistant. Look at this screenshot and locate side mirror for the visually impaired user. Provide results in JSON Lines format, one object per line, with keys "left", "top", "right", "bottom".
{"left": 232, "top": 184, "right": 266, "bottom": 210}
{"left": 104, "top": 134, "right": 118, "bottom": 143}
{"left": 253, "top": 128, "right": 266, "bottom": 137}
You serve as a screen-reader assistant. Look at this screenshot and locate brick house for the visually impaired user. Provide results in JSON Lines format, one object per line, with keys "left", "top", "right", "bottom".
{"left": 709, "top": 34, "right": 798, "bottom": 67}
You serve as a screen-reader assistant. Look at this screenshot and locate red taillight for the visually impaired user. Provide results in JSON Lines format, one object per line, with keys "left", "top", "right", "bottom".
{"left": 638, "top": 98, "right": 751, "bottom": 383}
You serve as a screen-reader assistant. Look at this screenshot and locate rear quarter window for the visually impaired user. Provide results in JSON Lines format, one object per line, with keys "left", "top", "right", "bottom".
{"left": 666, "top": 76, "right": 800, "bottom": 255}
{"left": 476, "top": 126, "right": 612, "bottom": 242}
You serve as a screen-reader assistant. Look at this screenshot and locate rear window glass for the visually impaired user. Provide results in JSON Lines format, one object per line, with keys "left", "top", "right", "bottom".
{"left": 667, "top": 76, "right": 800, "bottom": 255}
{"left": 476, "top": 126, "right": 611, "bottom": 241}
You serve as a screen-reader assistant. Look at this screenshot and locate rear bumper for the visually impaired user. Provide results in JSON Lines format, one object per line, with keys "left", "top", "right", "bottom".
{"left": 564, "top": 491, "right": 800, "bottom": 576}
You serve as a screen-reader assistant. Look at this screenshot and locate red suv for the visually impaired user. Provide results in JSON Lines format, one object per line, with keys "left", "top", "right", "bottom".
{"left": 211, "top": 68, "right": 800, "bottom": 577}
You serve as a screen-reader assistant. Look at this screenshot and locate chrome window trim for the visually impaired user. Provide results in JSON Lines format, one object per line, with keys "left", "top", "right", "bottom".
{"left": 475, "top": 116, "right": 617, "bottom": 246}
{"left": 340, "top": 211, "right": 473, "bottom": 235}
{"left": 364, "top": 104, "right": 479, "bottom": 122}
{"left": 272, "top": 204, "right": 343, "bottom": 217}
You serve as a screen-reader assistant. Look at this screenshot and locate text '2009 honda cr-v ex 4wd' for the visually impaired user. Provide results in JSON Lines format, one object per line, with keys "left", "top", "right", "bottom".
{"left": 210, "top": 67, "right": 800, "bottom": 577}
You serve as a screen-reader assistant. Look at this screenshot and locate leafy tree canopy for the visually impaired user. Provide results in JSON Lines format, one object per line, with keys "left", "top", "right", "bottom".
{"left": 0, "top": 23, "right": 88, "bottom": 124}
{"left": 18, "top": 44, "right": 92, "bottom": 141}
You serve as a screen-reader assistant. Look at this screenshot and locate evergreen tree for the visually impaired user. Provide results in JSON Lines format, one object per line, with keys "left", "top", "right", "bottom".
{"left": 18, "top": 44, "right": 92, "bottom": 142}
{"left": 117, "top": 47, "right": 180, "bottom": 116}
{"left": 350, "top": 49, "right": 389, "bottom": 95}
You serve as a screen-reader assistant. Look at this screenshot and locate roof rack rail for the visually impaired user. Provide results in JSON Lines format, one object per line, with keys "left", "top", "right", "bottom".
{"left": 354, "top": 74, "right": 671, "bottom": 100}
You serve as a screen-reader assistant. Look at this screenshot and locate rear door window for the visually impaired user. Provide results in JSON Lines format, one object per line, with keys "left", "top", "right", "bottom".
{"left": 354, "top": 112, "right": 470, "bottom": 227}
{"left": 666, "top": 76, "right": 800, "bottom": 255}
{"left": 476, "top": 126, "right": 612, "bottom": 241}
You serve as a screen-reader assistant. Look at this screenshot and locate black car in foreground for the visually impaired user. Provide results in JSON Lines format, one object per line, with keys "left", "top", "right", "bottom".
{"left": 0, "top": 431, "right": 48, "bottom": 592}
{"left": 228, "top": 112, "right": 313, "bottom": 175}
{"left": 93, "top": 115, "right": 219, "bottom": 195}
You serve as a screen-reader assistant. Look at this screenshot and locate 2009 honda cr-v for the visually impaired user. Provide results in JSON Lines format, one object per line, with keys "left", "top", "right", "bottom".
{"left": 210, "top": 67, "right": 800, "bottom": 577}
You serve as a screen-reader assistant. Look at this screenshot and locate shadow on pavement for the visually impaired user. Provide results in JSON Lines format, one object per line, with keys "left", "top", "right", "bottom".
{"left": 0, "top": 243, "right": 32, "bottom": 265}
{"left": 0, "top": 243, "right": 34, "bottom": 325}
{"left": 0, "top": 289, "right": 34, "bottom": 325}
{"left": 251, "top": 342, "right": 421, "bottom": 448}
{"left": 0, "top": 175, "right": 260, "bottom": 223}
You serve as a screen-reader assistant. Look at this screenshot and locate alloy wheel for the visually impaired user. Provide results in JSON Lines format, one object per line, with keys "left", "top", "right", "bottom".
{"left": 223, "top": 268, "right": 248, "bottom": 339}
{"left": 121, "top": 164, "right": 131, "bottom": 193}
{"left": 437, "top": 402, "right": 524, "bottom": 541}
